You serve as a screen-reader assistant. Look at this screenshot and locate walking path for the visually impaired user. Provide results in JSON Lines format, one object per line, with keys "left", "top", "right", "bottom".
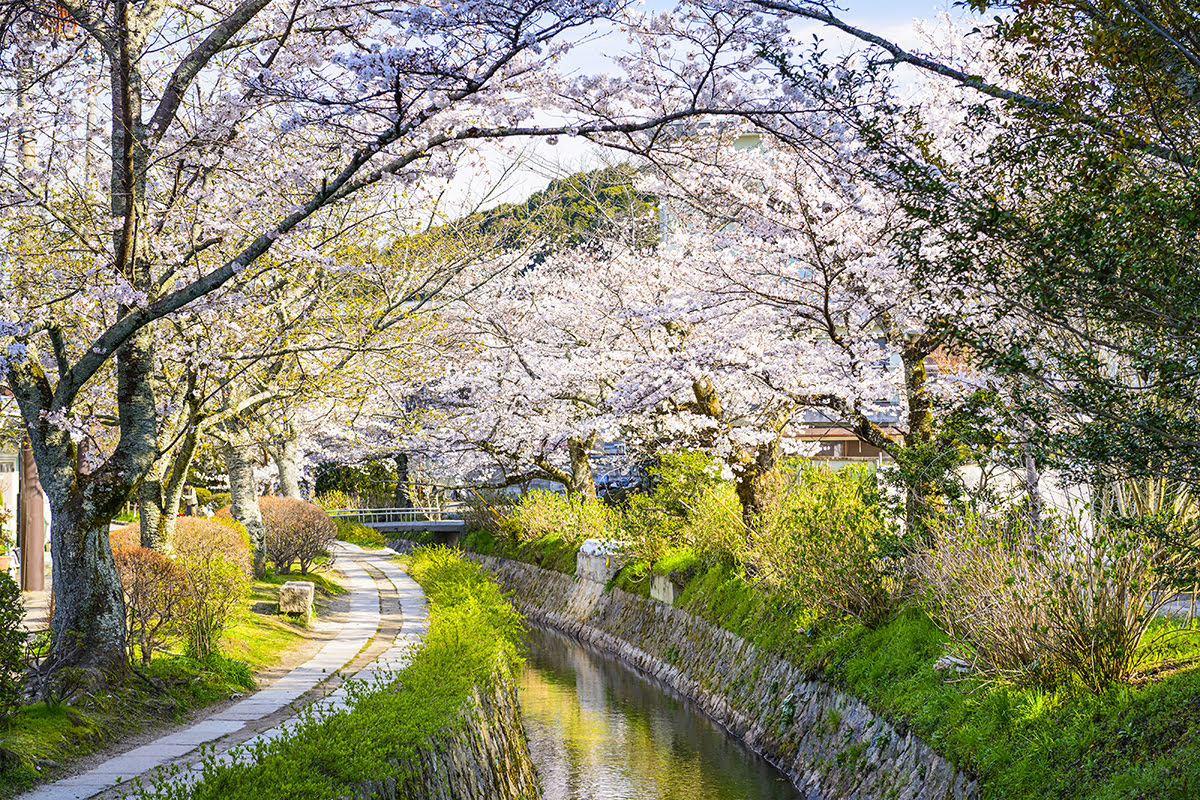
{"left": 21, "top": 543, "right": 425, "bottom": 800}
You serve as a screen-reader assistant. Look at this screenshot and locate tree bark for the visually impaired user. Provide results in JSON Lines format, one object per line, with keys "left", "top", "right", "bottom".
{"left": 223, "top": 435, "right": 266, "bottom": 577}
{"left": 270, "top": 426, "right": 303, "bottom": 500}
{"left": 393, "top": 453, "right": 410, "bottom": 508}
{"left": 567, "top": 436, "right": 598, "bottom": 500}
{"left": 733, "top": 438, "right": 780, "bottom": 531}
{"left": 900, "top": 345, "right": 939, "bottom": 545}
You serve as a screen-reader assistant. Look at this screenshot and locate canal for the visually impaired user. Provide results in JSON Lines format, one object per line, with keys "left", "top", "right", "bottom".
{"left": 519, "top": 625, "right": 805, "bottom": 800}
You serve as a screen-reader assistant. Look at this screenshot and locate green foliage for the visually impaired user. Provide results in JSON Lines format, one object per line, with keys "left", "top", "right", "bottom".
{"left": 172, "top": 519, "right": 253, "bottom": 659}
{"left": 752, "top": 464, "right": 901, "bottom": 627}
{"left": 501, "top": 489, "right": 620, "bottom": 545}
{"left": 313, "top": 460, "right": 398, "bottom": 506}
{"left": 134, "top": 547, "right": 523, "bottom": 800}
{"left": 333, "top": 518, "right": 386, "bottom": 549}
{"left": 0, "top": 574, "right": 25, "bottom": 723}
{"left": 622, "top": 453, "right": 744, "bottom": 567}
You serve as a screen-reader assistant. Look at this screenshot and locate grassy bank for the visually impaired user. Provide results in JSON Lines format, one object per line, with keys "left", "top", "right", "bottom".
{"left": 0, "top": 571, "right": 343, "bottom": 797}
{"left": 465, "top": 528, "right": 1200, "bottom": 799}
{"left": 134, "top": 547, "right": 523, "bottom": 800}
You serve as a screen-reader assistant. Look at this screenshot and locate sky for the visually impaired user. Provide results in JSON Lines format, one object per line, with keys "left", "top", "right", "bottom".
{"left": 447, "top": 0, "right": 981, "bottom": 215}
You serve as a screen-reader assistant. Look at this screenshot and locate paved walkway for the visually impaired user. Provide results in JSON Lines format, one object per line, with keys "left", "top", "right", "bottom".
{"left": 21, "top": 543, "right": 425, "bottom": 800}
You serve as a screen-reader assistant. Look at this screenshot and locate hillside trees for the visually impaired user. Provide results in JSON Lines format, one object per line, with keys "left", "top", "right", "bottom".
{"left": 0, "top": 0, "right": 783, "bottom": 676}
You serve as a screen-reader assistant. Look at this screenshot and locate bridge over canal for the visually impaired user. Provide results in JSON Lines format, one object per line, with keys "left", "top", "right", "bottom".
{"left": 327, "top": 507, "right": 467, "bottom": 540}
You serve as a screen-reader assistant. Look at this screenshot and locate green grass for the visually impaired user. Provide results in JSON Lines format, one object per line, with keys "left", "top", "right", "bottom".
{"left": 0, "top": 571, "right": 344, "bottom": 796}
{"left": 333, "top": 519, "right": 387, "bottom": 549}
{"left": 669, "top": 559, "right": 1200, "bottom": 800}
{"left": 135, "top": 547, "right": 523, "bottom": 800}
{"left": 461, "top": 527, "right": 581, "bottom": 574}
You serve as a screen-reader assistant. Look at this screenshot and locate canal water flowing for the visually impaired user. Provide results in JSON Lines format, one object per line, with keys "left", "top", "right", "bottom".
{"left": 519, "top": 625, "right": 805, "bottom": 800}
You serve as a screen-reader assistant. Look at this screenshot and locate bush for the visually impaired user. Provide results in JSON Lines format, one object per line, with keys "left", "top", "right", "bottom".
{"left": 751, "top": 464, "right": 901, "bottom": 628}
{"left": 501, "top": 489, "right": 620, "bottom": 544}
{"left": 0, "top": 572, "right": 25, "bottom": 722}
{"left": 916, "top": 507, "right": 1191, "bottom": 691}
{"left": 173, "top": 518, "right": 252, "bottom": 659}
{"left": 258, "top": 497, "right": 338, "bottom": 573}
{"left": 622, "top": 453, "right": 744, "bottom": 566}
{"left": 462, "top": 488, "right": 515, "bottom": 540}
{"left": 112, "top": 546, "right": 188, "bottom": 665}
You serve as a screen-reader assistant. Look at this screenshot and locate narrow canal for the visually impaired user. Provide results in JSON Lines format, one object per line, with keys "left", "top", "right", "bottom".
{"left": 518, "top": 625, "right": 805, "bottom": 800}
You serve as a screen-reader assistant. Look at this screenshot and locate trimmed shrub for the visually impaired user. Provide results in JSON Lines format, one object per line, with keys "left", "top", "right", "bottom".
{"left": 258, "top": 497, "right": 338, "bottom": 574}
{"left": 113, "top": 546, "right": 188, "bottom": 665}
{"left": 173, "top": 518, "right": 252, "bottom": 659}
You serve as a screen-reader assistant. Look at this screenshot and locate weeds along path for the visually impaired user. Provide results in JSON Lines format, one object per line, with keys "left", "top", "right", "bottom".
{"left": 21, "top": 543, "right": 426, "bottom": 800}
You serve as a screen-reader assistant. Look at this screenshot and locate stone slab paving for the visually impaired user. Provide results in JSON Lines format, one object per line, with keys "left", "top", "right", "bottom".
{"left": 217, "top": 545, "right": 429, "bottom": 766}
{"left": 18, "top": 545, "right": 385, "bottom": 800}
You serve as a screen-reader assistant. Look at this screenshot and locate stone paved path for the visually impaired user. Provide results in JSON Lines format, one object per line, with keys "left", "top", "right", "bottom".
{"left": 20, "top": 544, "right": 424, "bottom": 800}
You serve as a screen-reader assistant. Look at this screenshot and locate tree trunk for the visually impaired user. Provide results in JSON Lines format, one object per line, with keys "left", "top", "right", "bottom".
{"left": 223, "top": 438, "right": 266, "bottom": 577}
{"left": 47, "top": 502, "right": 127, "bottom": 676}
{"left": 137, "top": 405, "right": 202, "bottom": 552}
{"left": 137, "top": 480, "right": 166, "bottom": 550}
{"left": 901, "top": 346, "right": 940, "bottom": 546}
{"left": 567, "top": 437, "right": 598, "bottom": 500}
{"left": 393, "top": 453, "right": 410, "bottom": 508}
{"left": 271, "top": 429, "right": 303, "bottom": 500}
{"left": 733, "top": 439, "right": 780, "bottom": 531}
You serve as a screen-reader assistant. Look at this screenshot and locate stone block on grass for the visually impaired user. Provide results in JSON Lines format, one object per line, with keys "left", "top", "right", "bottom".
{"left": 279, "top": 580, "right": 315, "bottom": 621}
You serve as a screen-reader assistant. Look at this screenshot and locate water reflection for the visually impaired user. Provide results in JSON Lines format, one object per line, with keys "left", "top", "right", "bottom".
{"left": 519, "top": 625, "right": 804, "bottom": 800}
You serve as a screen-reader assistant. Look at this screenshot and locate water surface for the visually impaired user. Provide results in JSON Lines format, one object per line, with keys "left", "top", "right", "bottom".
{"left": 519, "top": 625, "right": 805, "bottom": 800}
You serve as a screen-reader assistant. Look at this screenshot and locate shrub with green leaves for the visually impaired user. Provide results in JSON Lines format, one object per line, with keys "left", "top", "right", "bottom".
{"left": 500, "top": 489, "right": 620, "bottom": 545}
{"left": 172, "top": 518, "right": 252, "bottom": 659}
{"left": 333, "top": 518, "right": 386, "bottom": 549}
{"left": 0, "top": 572, "right": 25, "bottom": 722}
{"left": 751, "top": 464, "right": 901, "bottom": 628}
{"left": 622, "top": 452, "right": 744, "bottom": 566}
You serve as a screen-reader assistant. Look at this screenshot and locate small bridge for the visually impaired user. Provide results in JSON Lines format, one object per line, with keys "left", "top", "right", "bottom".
{"left": 327, "top": 507, "right": 467, "bottom": 537}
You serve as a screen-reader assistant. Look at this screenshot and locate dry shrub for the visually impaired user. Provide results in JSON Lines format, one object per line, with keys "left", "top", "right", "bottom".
{"left": 463, "top": 489, "right": 515, "bottom": 540}
{"left": 257, "top": 497, "right": 337, "bottom": 574}
{"left": 109, "top": 522, "right": 140, "bottom": 550}
{"left": 916, "top": 509, "right": 1187, "bottom": 692}
{"left": 173, "top": 517, "right": 252, "bottom": 658}
{"left": 112, "top": 546, "right": 187, "bottom": 665}
{"left": 751, "top": 464, "right": 901, "bottom": 627}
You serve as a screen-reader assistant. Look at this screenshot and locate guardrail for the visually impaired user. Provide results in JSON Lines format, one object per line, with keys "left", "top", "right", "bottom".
{"left": 326, "top": 507, "right": 466, "bottom": 526}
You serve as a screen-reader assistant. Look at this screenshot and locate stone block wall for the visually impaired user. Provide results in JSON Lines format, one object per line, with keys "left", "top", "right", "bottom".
{"left": 468, "top": 553, "right": 977, "bottom": 800}
{"left": 348, "top": 655, "right": 541, "bottom": 800}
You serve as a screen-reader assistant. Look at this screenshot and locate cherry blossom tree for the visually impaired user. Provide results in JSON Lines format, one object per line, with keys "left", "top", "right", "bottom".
{"left": 0, "top": 0, "right": 786, "bottom": 676}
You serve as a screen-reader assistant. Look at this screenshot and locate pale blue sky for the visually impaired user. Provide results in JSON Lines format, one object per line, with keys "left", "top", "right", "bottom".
{"left": 457, "top": 0, "right": 981, "bottom": 211}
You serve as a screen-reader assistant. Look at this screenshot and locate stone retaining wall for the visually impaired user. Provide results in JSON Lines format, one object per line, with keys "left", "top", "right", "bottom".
{"left": 467, "top": 552, "right": 977, "bottom": 800}
{"left": 374, "top": 663, "right": 540, "bottom": 800}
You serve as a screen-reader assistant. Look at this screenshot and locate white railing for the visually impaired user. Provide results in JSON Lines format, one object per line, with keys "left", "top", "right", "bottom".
{"left": 326, "top": 507, "right": 466, "bottom": 526}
